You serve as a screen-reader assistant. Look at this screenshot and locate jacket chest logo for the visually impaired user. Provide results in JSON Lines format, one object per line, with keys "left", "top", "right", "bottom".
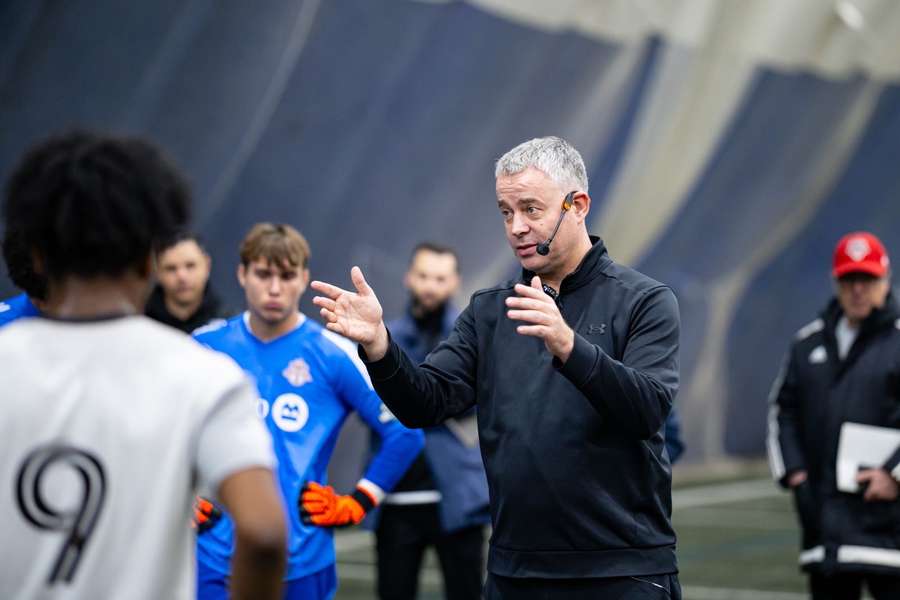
{"left": 587, "top": 323, "right": 607, "bottom": 335}
{"left": 283, "top": 358, "right": 313, "bottom": 387}
{"left": 809, "top": 345, "right": 827, "bottom": 364}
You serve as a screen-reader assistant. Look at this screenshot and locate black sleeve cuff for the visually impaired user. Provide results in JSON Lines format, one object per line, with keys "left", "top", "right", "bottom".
{"left": 358, "top": 329, "right": 403, "bottom": 382}
{"left": 881, "top": 446, "right": 900, "bottom": 480}
{"left": 351, "top": 487, "right": 377, "bottom": 512}
{"left": 553, "top": 332, "right": 600, "bottom": 388}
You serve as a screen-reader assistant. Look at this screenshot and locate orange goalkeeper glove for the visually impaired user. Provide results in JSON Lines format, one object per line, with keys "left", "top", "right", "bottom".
{"left": 300, "top": 482, "right": 377, "bottom": 527}
{"left": 192, "top": 496, "right": 222, "bottom": 533}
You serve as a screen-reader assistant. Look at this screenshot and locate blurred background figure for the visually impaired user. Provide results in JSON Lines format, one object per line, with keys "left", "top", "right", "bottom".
{"left": 665, "top": 406, "right": 686, "bottom": 464}
{"left": 769, "top": 232, "right": 900, "bottom": 600}
{"left": 146, "top": 232, "right": 228, "bottom": 333}
{"left": 372, "top": 243, "right": 489, "bottom": 600}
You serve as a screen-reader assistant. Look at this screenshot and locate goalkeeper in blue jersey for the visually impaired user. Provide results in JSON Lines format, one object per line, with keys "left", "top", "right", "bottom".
{"left": 193, "top": 223, "right": 424, "bottom": 600}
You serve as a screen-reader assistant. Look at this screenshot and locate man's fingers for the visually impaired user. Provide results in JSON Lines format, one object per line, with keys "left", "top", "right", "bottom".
{"left": 531, "top": 276, "right": 542, "bottom": 290}
{"left": 312, "top": 296, "right": 337, "bottom": 312}
{"left": 856, "top": 470, "right": 873, "bottom": 483}
{"left": 311, "top": 280, "right": 350, "bottom": 299}
{"left": 350, "top": 266, "right": 372, "bottom": 296}
{"left": 324, "top": 321, "right": 346, "bottom": 336}
{"left": 507, "top": 310, "right": 551, "bottom": 325}
{"left": 516, "top": 325, "right": 547, "bottom": 338}
{"left": 506, "top": 296, "right": 548, "bottom": 311}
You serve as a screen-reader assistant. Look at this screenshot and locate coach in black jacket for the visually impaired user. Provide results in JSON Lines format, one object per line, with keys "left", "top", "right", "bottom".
{"left": 769, "top": 231, "right": 900, "bottom": 600}
{"left": 313, "top": 136, "right": 681, "bottom": 599}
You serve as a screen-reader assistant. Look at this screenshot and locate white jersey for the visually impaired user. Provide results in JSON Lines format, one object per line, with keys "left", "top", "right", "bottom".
{"left": 0, "top": 316, "right": 275, "bottom": 600}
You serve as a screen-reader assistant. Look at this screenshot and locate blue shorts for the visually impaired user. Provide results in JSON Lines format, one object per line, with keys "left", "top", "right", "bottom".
{"left": 196, "top": 560, "right": 337, "bottom": 600}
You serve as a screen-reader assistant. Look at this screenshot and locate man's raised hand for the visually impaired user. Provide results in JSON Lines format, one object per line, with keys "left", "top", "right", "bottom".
{"left": 311, "top": 266, "right": 390, "bottom": 360}
{"left": 506, "top": 276, "right": 575, "bottom": 363}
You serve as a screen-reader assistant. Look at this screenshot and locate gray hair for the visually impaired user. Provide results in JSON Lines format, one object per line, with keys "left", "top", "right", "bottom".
{"left": 495, "top": 136, "right": 589, "bottom": 193}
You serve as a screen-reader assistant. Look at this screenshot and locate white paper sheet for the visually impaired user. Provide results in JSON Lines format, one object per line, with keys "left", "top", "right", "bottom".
{"left": 836, "top": 422, "right": 900, "bottom": 493}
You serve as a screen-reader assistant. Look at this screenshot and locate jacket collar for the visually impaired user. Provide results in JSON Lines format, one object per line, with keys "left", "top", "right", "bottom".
{"left": 819, "top": 292, "right": 899, "bottom": 378}
{"left": 397, "top": 301, "right": 457, "bottom": 338}
{"left": 820, "top": 292, "right": 900, "bottom": 336}
{"left": 521, "top": 235, "right": 611, "bottom": 294}
{"left": 145, "top": 283, "right": 223, "bottom": 328}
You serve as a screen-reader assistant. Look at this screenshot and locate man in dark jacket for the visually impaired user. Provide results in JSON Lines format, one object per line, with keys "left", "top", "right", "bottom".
{"left": 145, "top": 232, "right": 227, "bottom": 333}
{"left": 312, "top": 136, "right": 681, "bottom": 599}
{"left": 374, "top": 242, "right": 489, "bottom": 600}
{"left": 769, "top": 231, "right": 900, "bottom": 600}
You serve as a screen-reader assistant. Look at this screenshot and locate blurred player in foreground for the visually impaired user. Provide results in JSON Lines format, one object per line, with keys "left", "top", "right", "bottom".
{"left": 0, "top": 131, "right": 286, "bottom": 599}
{"left": 193, "top": 223, "right": 423, "bottom": 600}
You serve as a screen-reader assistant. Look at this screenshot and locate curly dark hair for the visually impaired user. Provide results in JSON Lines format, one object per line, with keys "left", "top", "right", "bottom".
{"left": 3, "top": 131, "right": 191, "bottom": 280}
{"left": 1, "top": 226, "right": 47, "bottom": 300}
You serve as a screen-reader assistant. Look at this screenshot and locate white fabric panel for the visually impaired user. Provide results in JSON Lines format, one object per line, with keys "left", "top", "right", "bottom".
{"left": 460, "top": 0, "right": 900, "bottom": 82}
{"left": 594, "top": 42, "right": 755, "bottom": 265}
{"left": 799, "top": 545, "right": 825, "bottom": 565}
{"left": 838, "top": 545, "right": 900, "bottom": 568}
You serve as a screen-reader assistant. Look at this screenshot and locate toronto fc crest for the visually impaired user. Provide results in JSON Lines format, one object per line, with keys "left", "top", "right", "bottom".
{"left": 282, "top": 358, "right": 313, "bottom": 387}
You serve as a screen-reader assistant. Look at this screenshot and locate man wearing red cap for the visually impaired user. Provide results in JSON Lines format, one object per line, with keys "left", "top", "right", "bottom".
{"left": 769, "top": 231, "right": 900, "bottom": 599}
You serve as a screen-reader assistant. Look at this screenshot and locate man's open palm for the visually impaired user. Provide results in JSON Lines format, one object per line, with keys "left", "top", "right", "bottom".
{"left": 312, "top": 267, "right": 386, "bottom": 352}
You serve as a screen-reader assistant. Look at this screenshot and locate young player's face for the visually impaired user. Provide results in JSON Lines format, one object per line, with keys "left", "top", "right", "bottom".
{"left": 404, "top": 250, "right": 459, "bottom": 313}
{"left": 156, "top": 240, "right": 210, "bottom": 307}
{"left": 239, "top": 258, "right": 308, "bottom": 326}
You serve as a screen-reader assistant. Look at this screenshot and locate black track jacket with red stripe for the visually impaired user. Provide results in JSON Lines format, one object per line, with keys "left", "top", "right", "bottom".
{"left": 361, "top": 237, "right": 680, "bottom": 579}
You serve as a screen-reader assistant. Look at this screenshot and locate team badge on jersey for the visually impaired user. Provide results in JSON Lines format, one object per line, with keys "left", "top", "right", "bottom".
{"left": 272, "top": 393, "right": 310, "bottom": 432}
{"left": 282, "top": 358, "right": 313, "bottom": 387}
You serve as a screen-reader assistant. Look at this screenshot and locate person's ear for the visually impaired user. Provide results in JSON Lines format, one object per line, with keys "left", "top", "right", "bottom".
{"left": 571, "top": 191, "right": 591, "bottom": 224}
{"left": 237, "top": 263, "right": 247, "bottom": 289}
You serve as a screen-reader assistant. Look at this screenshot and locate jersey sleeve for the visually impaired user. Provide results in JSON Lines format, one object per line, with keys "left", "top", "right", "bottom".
{"left": 328, "top": 335, "right": 424, "bottom": 501}
{"left": 194, "top": 375, "right": 275, "bottom": 499}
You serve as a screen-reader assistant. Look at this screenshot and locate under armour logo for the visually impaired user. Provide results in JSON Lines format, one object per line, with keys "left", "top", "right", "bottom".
{"left": 587, "top": 324, "right": 607, "bottom": 335}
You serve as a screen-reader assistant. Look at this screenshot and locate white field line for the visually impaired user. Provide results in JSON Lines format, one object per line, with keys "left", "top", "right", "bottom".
{"left": 334, "top": 480, "right": 787, "bottom": 551}
{"left": 673, "top": 478, "right": 782, "bottom": 510}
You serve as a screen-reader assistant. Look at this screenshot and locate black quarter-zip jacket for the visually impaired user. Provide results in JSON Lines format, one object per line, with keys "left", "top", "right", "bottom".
{"left": 362, "top": 237, "right": 680, "bottom": 578}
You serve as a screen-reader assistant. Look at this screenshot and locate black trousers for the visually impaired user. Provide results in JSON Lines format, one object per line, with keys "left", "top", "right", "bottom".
{"left": 809, "top": 572, "right": 900, "bottom": 600}
{"left": 375, "top": 503, "right": 485, "bottom": 600}
{"left": 483, "top": 572, "right": 681, "bottom": 600}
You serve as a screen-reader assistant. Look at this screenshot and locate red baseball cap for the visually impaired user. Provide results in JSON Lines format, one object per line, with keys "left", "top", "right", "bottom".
{"left": 832, "top": 231, "right": 890, "bottom": 278}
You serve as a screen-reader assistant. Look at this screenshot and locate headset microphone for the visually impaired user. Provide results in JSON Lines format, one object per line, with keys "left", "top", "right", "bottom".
{"left": 536, "top": 191, "right": 575, "bottom": 256}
